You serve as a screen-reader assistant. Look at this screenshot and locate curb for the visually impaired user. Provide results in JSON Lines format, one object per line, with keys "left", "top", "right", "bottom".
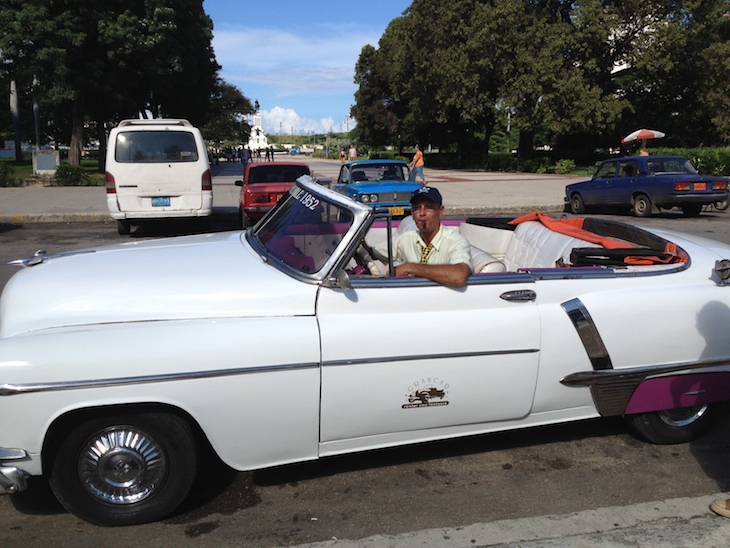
{"left": 0, "top": 206, "right": 566, "bottom": 225}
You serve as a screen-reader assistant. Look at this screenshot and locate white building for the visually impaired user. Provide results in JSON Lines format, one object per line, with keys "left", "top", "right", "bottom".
{"left": 247, "top": 103, "right": 269, "bottom": 152}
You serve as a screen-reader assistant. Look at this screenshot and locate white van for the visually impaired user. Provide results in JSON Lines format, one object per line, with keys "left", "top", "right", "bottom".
{"left": 105, "top": 119, "right": 213, "bottom": 234}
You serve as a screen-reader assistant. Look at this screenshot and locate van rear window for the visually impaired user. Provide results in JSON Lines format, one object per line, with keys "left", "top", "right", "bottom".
{"left": 115, "top": 131, "right": 199, "bottom": 163}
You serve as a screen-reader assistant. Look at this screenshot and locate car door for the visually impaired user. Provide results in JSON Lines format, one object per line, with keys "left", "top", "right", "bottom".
{"left": 316, "top": 277, "right": 541, "bottom": 453}
{"left": 587, "top": 161, "right": 620, "bottom": 204}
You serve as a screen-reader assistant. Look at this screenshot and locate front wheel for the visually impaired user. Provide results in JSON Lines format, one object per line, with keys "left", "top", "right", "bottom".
{"left": 570, "top": 194, "right": 586, "bottom": 214}
{"left": 48, "top": 411, "right": 199, "bottom": 526}
{"left": 624, "top": 403, "right": 723, "bottom": 444}
{"left": 633, "top": 194, "right": 652, "bottom": 217}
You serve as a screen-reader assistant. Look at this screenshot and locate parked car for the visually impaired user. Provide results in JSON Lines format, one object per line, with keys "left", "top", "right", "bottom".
{"left": 331, "top": 159, "right": 422, "bottom": 217}
{"left": 4, "top": 176, "right": 730, "bottom": 526}
{"left": 105, "top": 119, "right": 212, "bottom": 235}
{"left": 234, "top": 161, "right": 310, "bottom": 227}
{"left": 565, "top": 155, "right": 729, "bottom": 217}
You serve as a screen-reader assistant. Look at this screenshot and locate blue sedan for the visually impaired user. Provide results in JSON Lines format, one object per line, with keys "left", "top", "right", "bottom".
{"left": 565, "top": 156, "right": 729, "bottom": 217}
{"left": 331, "top": 159, "right": 423, "bottom": 216}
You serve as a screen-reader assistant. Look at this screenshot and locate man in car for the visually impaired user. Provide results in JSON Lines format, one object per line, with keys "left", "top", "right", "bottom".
{"left": 372, "top": 186, "right": 472, "bottom": 287}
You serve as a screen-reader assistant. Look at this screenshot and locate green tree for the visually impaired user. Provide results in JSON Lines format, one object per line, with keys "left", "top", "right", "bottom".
{"left": 200, "top": 79, "right": 254, "bottom": 144}
{"left": 0, "top": 0, "right": 219, "bottom": 166}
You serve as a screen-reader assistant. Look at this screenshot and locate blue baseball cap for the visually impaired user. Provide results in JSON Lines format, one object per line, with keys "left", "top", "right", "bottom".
{"left": 410, "top": 186, "right": 443, "bottom": 206}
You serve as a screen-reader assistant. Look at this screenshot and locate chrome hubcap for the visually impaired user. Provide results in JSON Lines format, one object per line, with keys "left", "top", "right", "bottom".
{"left": 78, "top": 427, "right": 166, "bottom": 505}
{"left": 657, "top": 404, "right": 708, "bottom": 428}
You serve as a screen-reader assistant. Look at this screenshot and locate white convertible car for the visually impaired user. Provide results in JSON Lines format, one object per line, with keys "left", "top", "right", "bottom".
{"left": 2, "top": 177, "right": 730, "bottom": 526}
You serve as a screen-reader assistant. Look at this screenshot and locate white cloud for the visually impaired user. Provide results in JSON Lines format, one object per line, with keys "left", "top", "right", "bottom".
{"left": 261, "top": 106, "right": 354, "bottom": 135}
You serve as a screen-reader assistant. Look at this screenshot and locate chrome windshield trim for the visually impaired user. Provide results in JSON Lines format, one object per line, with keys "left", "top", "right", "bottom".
{"left": 324, "top": 348, "right": 539, "bottom": 367}
{"left": 0, "top": 362, "right": 319, "bottom": 397}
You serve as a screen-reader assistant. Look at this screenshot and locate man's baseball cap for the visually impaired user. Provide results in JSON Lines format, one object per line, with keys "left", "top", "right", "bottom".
{"left": 410, "top": 186, "right": 443, "bottom": 206}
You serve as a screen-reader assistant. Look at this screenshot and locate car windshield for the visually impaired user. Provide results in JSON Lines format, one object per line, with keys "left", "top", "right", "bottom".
{"left": 350, "top": 163, "right": 409, "bottom": 182}
{"left": 646, "top": 158, "right": 698, "bottom": 175}
{"left": 248, "top": 165, "right": 310, "bottom": 184}
{"left": 253, "top": 185, "right": 355, "bottom": 274}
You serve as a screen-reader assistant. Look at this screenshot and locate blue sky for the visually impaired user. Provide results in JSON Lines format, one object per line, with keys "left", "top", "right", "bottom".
{"left": 203, "top": 0, "right": 412, "bottom": 135}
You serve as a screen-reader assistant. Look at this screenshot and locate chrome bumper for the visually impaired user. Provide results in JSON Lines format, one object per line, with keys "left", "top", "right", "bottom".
{"left": 0, "top": 448, "right": 30, "bottom": 494}
{"left": 0, "top": 465, "right": 28, "bottom": 494}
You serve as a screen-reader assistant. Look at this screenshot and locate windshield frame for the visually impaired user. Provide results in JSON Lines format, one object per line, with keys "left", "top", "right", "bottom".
{"left": 247, "top": 176, "right": 372, "bottom": 283}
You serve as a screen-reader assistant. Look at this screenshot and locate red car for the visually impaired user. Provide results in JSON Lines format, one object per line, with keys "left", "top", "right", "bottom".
{"left": 235, "top": 162, "right": 311, "bottom": 227}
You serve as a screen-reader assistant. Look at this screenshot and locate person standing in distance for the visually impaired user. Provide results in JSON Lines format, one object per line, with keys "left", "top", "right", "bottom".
{"left": 409, "top": 144, "right": 426, "bottom": 183}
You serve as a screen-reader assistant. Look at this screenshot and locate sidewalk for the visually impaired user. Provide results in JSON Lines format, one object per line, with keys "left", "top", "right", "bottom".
{"left": 296, "top": 493, "right": 730, "bottom": 548}
{"left": 0, "top": 159, "right": 584, "bottom": 224}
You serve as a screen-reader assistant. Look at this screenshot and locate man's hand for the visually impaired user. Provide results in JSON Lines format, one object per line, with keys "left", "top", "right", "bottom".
{"left": 395, "top": 262, "right": 471, "bottom": 288}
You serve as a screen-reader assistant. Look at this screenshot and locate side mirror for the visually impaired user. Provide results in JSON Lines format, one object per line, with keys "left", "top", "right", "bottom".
{"left": 324, "top": 269, "right": 352, "bottom": 290}
{"left": 234, "top": 180, "right": 243, "bottom": 187}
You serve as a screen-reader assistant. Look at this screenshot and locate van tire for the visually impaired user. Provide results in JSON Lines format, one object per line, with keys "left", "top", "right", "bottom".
{"left": 117, "top": 220, "right": 131, "bottom": 235}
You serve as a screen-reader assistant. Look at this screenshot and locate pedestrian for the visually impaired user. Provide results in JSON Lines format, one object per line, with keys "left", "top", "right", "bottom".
{"left": 349, "top": 144, "right": 357, "bottom": 161}
{"left": 270, "top": 145, "right": 275, "bottom": 161}
{"left": 409, "top": 144, "right": 426, "bottom": 183}
{"left": 340, "top": 147, "right": 346, "bottom": 163}
{"left": 264, "top": 147, "right": 270, "bottom": 161}
{"left": 241, "top": 147, "right": 249, "bottom": 171}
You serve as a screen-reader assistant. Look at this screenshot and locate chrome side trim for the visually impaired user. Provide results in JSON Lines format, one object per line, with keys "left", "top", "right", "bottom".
{"left": 561, "top": 298, "right": 612, "bottom": 370}
{"left": 561, "top": 357, "right": 730, "bottom": 416}
{"left": 324, "top": 348, "right": 539, "bottom": 367}
{"left": 0, "top": 448, "right": 27, "bottom": 460}
{"left": 0, "top": 362, "right": 319, "bottom": 397}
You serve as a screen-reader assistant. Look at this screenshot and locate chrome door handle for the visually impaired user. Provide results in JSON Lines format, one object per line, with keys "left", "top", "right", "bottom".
{"left": 500, "top": 290, "right": 537, "bottom": 302}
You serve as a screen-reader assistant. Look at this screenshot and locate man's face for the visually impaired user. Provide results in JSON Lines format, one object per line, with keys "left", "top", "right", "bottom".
{"left": 411, "top": 198, "right": 443, "bottom": 233}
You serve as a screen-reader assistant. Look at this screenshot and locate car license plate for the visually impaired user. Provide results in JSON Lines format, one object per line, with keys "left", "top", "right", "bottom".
{"left": 152, "top": 197, "right": 170, "bottom": 207}
{"left": 389, "top": 206, "right": 405, "bottom": 216}
{"left": 694, "top": 182, "right": 706, "bottom": 191}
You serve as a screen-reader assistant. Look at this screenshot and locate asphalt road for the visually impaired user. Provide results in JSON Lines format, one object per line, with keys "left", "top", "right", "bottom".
{"left": 2, "top": 212, "right": 730, "bottom": 546}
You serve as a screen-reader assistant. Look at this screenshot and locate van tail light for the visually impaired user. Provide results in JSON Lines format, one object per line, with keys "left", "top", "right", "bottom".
{"left": 202, "top": 169, "right": 212, "bottom": 191}
{"left": 674, "top": 182, "right": 691, "bottom": 191}
{"left": 713, "top": 181, "right": 728, "bottom": 191}
{"left": 105, "top": 172, "right": 116, "bottom": 194}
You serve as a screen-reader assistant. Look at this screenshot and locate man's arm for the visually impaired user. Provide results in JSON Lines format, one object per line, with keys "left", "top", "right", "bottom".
{"left": 394, "top": 262, "right": 471, "bottom": 288}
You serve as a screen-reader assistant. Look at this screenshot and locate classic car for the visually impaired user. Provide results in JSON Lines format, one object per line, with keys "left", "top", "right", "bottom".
{"left": 331, "top": 158, "right": 422, "bottom": 216}
{"left": 234, "top": 161, "right": 310, "bottom": 227}
{"left": 565, "top": 155, "right": 729, "bottom": 217}
{"left": 3, "top": 176, "right": 730, "bottom": 526}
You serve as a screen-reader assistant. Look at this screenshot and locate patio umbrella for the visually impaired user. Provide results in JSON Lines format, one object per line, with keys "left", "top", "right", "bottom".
{"left": 621, "top": 128, "right": 666, "bottom": 150}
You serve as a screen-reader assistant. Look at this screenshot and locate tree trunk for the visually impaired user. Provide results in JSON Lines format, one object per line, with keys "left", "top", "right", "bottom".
{"left": 68, "top": 98, "right": 85, "bottom": 166}
{"left": 97, "top": 118, "right": 107, "bottom": 172}
{"left": 9, "top": 80, "right": 22, "bottom": 162}
{"left": 32, "top": 77, "right": 41, "bottom": 150}
{"left": 518, "top": 130, "right": 535, "bottom": 164}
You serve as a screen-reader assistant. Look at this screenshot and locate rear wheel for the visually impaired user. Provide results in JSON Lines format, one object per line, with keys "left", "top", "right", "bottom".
{"left": 570, "top": 194, "right": 586, "bottom": 214}
{"left": 715, "top": 200, "right": 729, "bottom": 211}
{"left": 681, "top": 204, "right": 702, "bottom": 217}
{"left": 48, "top": 411, "right": 198, "bottom": 526}
{"left": 633, "top": 194, "right": 652, "bottom": 217}
{"left": 624, "top": 403, "right": 723, "bottom": 444}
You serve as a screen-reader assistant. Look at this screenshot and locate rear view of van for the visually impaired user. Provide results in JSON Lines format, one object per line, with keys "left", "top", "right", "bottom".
{"left": 105, "top": 119, "right": 212, "bottom": 234}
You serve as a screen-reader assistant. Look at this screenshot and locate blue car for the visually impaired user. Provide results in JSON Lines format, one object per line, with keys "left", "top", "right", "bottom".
{"left": 331, "top": 159, "right": 423, "bottom": 216}
{"left": 565, "top": 156, "right": 729, "bottom": 217}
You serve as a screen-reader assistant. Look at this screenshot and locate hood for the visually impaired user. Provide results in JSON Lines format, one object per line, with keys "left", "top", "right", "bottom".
{"left": 0, "top": 231, "right": 317, "bottom": 338}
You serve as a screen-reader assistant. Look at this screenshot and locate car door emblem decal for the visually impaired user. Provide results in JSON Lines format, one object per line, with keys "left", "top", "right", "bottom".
{"left": 403, "top": 378, "right": 450, "bottom": 408}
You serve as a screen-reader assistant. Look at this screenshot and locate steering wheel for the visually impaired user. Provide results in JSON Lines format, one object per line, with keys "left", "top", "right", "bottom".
{"left": 354, "top": 245, "right": 382, "bottom": 276}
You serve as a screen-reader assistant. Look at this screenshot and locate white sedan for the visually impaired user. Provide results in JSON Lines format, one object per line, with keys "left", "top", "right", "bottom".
{"left": 2, "top": 176, "right": 730, "bottom": 526}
